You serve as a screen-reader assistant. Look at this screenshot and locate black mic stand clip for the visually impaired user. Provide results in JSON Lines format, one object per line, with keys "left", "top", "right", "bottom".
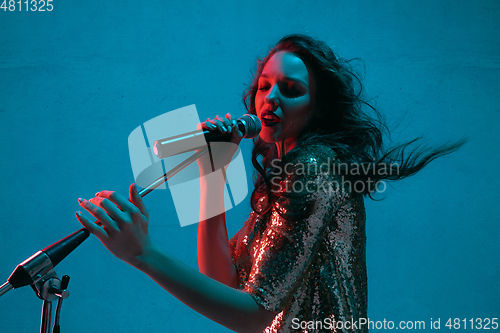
{"left": 31, "top": 264, "right": 70, "bottom": 333}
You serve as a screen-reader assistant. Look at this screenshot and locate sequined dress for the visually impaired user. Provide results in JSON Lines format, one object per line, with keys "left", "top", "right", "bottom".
{"left": 229, "top": 144, "right": 368, "bottom": 332}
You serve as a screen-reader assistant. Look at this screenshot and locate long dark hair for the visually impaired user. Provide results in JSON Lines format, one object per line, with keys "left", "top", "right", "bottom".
{"left": 244, "top": 34, "right": 465, "bottom": 213}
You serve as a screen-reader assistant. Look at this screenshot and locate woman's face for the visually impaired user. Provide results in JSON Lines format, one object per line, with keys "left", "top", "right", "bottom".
{"left": 255, "top": 51, "right": 316, "bottom": 145}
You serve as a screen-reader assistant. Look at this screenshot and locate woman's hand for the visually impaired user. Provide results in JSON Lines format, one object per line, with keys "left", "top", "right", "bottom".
{"left": 196, "top": 113, "right": 243, "bottom": 177}
{"left": 75, "top": 184, "right": 277, "bottom": 332}
{"left": 75, "top": 183, "right": 153, "bottom": 268}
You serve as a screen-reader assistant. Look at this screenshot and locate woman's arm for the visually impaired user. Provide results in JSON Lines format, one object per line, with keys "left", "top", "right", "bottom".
{"left": 137, "top": 241, "right": 275, "bottom": 332}
{"left": 76, "top": 184, "right": 276, "bottom": 333}
{"left": 197, "top": 178, "right": 238, "bottom": 287}
{"left": 196, "top": 115, "right": 241, "bottom": 287}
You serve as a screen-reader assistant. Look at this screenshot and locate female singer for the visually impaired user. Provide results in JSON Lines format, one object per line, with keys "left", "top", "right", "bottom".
{"left": 75, "top": 34, "right": 463, "bottom": 332}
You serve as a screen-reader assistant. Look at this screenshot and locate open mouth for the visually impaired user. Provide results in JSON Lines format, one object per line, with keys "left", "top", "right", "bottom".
{"left": 261, "top": 111, "right": 280, "bottom": 126}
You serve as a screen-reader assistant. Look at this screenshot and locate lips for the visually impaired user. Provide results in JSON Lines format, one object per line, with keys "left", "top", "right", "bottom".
{"left": 261, "top": 110, "right": 280, "bottom": 127}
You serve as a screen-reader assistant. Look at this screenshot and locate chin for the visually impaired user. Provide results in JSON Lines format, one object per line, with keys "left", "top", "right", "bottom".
{"left": 259, "top": 132, "right": 279, "bottom": 143}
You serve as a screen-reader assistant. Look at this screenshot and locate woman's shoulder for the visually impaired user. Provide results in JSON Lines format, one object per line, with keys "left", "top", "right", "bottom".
{"left": 273, "top": 143, "right": 349, "bottom": 221}
{"left": 282, "top": 143, "right": 338, "bottom": 170}
{"left": 273, "top": 143, "right": 341, "bottom": 196}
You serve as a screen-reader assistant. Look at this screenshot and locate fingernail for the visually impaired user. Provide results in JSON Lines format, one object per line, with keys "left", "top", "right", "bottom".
{"left": 222, "top": 126, "right": 227, "bottom": 132}
{"left": 75, "top": 211, "right": 82, "bottom": 217}
{"left": 227, "top": 125, "right": 232, "bottom": 132}
{"left": 95, "top": 192, "right": 100, "bottom": 197}
{"left": 78, "top": 198, "right": 84, "bottom": 204}
{"left": 207, "top": 122, "right": 215, "bottom": 128}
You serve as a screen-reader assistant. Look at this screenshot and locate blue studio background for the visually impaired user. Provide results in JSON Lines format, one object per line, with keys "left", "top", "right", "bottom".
{"left": 1, "top": 1, "right": 499, "bottom": 332}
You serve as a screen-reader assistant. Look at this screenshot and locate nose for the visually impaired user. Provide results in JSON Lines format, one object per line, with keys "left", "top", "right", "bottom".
{"left": 264, "top": 84, "right": 279, "bottom": 108}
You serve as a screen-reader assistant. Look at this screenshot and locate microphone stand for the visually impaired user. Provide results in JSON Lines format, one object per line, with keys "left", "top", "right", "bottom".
{"left": 0, "top": 147, "right": 210, "bottom": 333}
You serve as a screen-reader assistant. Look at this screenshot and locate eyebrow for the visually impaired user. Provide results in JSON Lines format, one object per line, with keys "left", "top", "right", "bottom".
{"left": 259, "top": 74, "right": 308, "bottom": 87}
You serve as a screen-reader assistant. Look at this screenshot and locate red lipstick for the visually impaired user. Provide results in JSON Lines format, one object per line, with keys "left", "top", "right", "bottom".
{"left": 261, "top": 110, "right": 281, "bottom": 127}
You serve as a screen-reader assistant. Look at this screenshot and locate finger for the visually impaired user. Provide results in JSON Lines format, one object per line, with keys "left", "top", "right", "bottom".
{"left": 75, "top": 211, "right": 108, "bottom": 240}
{"left": 225, "top": 114, "right": 243, "bottom": 139}
{"left": 199, "top": 119, "right": 216, "bottom": 131}
{"left": 78, "top": 198, "right": 119, "bottom": 235}
{"left": 94, "top": 190, "right": 134, "bottom": 213}
{"left": 89, "top": 196, "right": 127, "bottom": 222}
{"left": 230, "top": 118, "right": 243, "bottom": 138}
{"left": 224, "top": 113, "right": 235, "bottom": 133}
{"left": 129, "top": 183, "right": 149, "bottom": 219}
{"left": 225, "top": 113, "right": 234, "bottom": 122}
{"left": 213, "top": 115, "right": 230, "bottom": 133}
{"left": 219, "top": 114, "right": 233, "bottom": 132}
{"left": 203, "top": 118, "right": 226, "bottom": 133}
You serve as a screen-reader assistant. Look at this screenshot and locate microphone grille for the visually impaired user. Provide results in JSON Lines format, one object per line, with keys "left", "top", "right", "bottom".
{"left": 240, "top": 114, "right": 262, "bottom": 139}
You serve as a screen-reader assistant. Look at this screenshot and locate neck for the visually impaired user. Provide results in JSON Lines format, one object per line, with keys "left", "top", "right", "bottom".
{"left": 275, "top": 138, "right": 297, "bottom": 159}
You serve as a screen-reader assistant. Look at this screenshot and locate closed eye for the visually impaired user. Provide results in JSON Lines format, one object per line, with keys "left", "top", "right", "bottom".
{"left": 279, "top": 82, "right": 304, "bottom": 98}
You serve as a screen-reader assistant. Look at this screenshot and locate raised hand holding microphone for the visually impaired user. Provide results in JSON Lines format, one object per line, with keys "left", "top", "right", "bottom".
{"left": 153, "top": 113, "right": 261, "bottom": 159}
{"left": 196, "top": 113, "right": 245, "bottom": 177}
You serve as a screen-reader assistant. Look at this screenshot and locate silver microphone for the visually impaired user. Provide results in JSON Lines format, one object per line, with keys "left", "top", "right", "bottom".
{"left": 153, "top": 114, "right": 262, "bottom": 159}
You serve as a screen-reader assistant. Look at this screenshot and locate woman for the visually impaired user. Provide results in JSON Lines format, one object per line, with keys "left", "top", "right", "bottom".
{"left": 75, "top": 34, "right": 463, "bottom": 332}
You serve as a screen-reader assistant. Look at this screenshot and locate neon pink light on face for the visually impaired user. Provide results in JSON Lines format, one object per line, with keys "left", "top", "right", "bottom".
{"left": 255, "top": 51, "right": 316, "bottom": 149}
